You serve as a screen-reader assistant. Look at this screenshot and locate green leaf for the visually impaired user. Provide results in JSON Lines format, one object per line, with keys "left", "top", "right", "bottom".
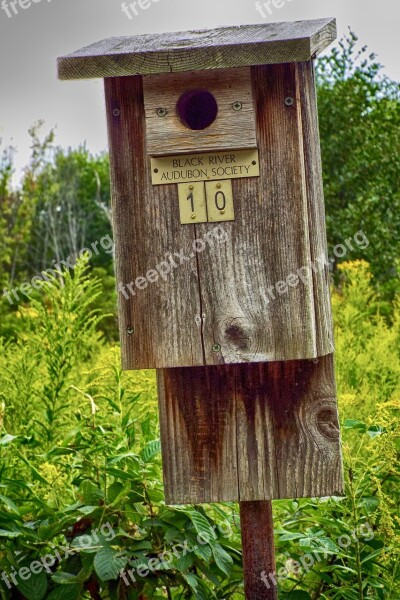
{"left": 359, "top": 496, "right": 379, "bottom": 512}
{"left": 107, "top": 481, "right": 124, "bottom": 504}
{"left": 51, "top": 573, "right": 83, "bottom": 585}
{"left": 212, "top": 543, "right": 233, "bottom": 576}
{"left": 175, "top": 552, "right": 194, "bottom": 572}
{"left": 47, "top": 584, "right": 82, "bottom": 600}
{"left": 367, "top": 425, "right": 386, "bottom": 438}
{"left": 284, "top": 592, "right": 312, "bottom": 600}
{"left": 16, "top": 570, "right": 48, "bottom": 600}
{"left": 140, "top": 440, "right": 161, "bottom": 463}
{"left": 194, "top": 543, "right": 212, "bottom": 562}
{"left": 94, "top": 547, "right": 128, "bottom": 581}
{"left": 78, "top": 479, "right": 103, "bottom": 504}
{"left": 0, "top": 494, "right": 20, "bottom": 514}
{"left": 107, "top": 453, "right": 140, "bottom": 466}
{"left": 361, "top": 548, "right": 384, "bottom": 564}
{"left": 182, "top": 572, "right": 198, "bottom": 592}
{"left": 0, "top": 434, "right": 17, "bottom": 445}
{"left": 15, "top": 452, "right": 49, "bottom": 484}
{"left": 279, "top": 532, "right": 305, "bottom": 541}
{"left": 343, "top": 419, "right": 366, "bottom": 432}
{"left": 185, "top": 510, "right": 216, "bottom": 542}
{"left": 0, "top": 528, "right": 20, "bottom": 537}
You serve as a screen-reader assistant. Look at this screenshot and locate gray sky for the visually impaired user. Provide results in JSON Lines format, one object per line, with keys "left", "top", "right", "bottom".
{"left": 0, "top": 0, "right": 398, "bottom": 184}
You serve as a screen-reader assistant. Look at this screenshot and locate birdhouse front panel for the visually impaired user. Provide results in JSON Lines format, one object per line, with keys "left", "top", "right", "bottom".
{"left": 103, "top": 60, "right": 333, "bottom": 370}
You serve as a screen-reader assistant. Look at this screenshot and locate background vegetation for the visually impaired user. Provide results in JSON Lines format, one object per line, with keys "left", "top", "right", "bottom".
{"left": 0, "top": 33, "right": 399, "bottom": 599}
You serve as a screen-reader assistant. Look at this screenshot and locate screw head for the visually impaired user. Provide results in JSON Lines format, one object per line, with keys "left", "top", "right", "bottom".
{"left": 216, "top": 183, "right": 222, "bottom": 189}
{"left": 191, "top": 213, "right": 196, "bottom": 220}
{"left": 252, "top": 160, "right": 257, "bottom": 166}
{"left": 153, "top": 168, "right": 159, "bottom": 173}
{"left": 189, "top": 185, "right": 194, "bottom": 190}
{"left": 157, "top": 108, "right": 168, "bottom": 117}
{"left": 220, "top": 210, "right": 225, "bottom": 215}
{"left": 232, "top": 101, "right": 243, "bottom": 111}
{"left": 285, "top": 97, "right": 295, "bottom": 107}
{"left": 127, "top": 327, "right": 134, "bottom": 335}
{"left": 212, "top": 343, "right": 221, "bottom": 353}
{"left": 112, "top": 108, "right": 120, "bottom": 117}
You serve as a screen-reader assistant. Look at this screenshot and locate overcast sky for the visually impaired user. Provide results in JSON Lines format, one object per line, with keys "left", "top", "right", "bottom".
{"left": 0, "top": 0, "right": 398, "bottom": 184}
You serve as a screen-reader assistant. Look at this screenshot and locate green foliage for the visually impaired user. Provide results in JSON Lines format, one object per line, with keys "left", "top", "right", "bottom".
{"left": 1, "top": 258, "right": 104, "bottom": 446}
{"left": 0, "top": 259, "right": 399, "bottom": 599}
{"left": 316, "top": 31, "right": 400, "bottom": 300}
{"left": 0, "top": 263, "right": 243, "bottom": 599}
{"left": 0, "top": 123, "right": 117, "bottom": 341}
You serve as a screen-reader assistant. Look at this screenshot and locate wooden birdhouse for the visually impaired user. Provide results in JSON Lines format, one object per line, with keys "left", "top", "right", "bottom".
{"left": 58, "top": 18, "right": 344, "bottom": 505}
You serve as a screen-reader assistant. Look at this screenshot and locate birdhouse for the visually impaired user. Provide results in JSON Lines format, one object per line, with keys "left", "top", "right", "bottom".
{"left": 58, "top": 18, "right": 344, "bottom": 504}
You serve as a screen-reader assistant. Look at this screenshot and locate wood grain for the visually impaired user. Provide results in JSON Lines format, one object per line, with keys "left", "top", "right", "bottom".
{"left": 157, "top": 355, "right": 344, "bottom": 504}
{"left": 298, "top": 61, "right": 334, "bottom": 353}
{"left": 105, "top": 61, "right": 334, "bottom": 369}
{"left": 104, "top": 76, "right": 204, "bottom": 370}
{"left": 157, "top": 364, "right": 238, "bottom": 504}
{"left": 58, "top": 19, "right": 336, "bottom": 80}
{"left": 143, "top": 67, "right": 257, "bottom": 156}
{"left": 195, "top": 62, "right": 332, "bottom": 365}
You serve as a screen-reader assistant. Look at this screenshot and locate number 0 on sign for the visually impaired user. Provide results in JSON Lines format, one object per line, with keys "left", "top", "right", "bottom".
{"left": 205, "top": 180, "right": 234, "bottom": 222}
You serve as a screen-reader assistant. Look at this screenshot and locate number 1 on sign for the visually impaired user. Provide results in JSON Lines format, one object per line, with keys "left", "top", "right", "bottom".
{"left": 187, "top": 191, "right": 195, "bottom": 213}
{"left": 178, "top": 182, "right": 207, "bottom": 224}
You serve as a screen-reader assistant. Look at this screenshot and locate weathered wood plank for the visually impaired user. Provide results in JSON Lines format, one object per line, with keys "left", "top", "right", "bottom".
{"left": 235, "top": 355, "right": 344, "bottom": 500}
{"left": 104, "top": 76, "right": 204, "bottom": 369}
{"left": 143, "top": 67, "right": 257, "bottom": 156}
{"left": 194, "top": 63, "right": 332, "bottom": 365}
{"left": 157, "top": 365, "right": 238, "bottom": 503}
{"left": 297, "top": 60, "right": 334, "bottom": 353}
{"left": 157, "top": 355, "right": 344, "bottom": 504}
{"left": 58, "top": 19, "right": 336, "bottom": 80}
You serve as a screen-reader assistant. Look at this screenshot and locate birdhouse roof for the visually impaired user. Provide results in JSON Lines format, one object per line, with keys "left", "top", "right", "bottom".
{"left": 57, "top": 18, "right": 336, "bottom": 80}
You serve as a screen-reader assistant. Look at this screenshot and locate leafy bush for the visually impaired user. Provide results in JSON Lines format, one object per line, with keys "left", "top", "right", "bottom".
{"left": 0, "top": 262, "right": 242, "bottom": 600}
{"left": 0, "top": 260, "right": 398, "bottom": 599}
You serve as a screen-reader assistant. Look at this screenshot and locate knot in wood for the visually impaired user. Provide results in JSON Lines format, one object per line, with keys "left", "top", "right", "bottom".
{"left": 316, "top": 407, "right": 340, "bottom": 440}
{"left": 224, "top": 323, "right": 250, "bottom": 351}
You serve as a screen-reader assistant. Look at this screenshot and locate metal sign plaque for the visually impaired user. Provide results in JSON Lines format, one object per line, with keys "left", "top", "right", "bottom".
{"left": 151, "top": 148, "right": 260, "bottom": 185}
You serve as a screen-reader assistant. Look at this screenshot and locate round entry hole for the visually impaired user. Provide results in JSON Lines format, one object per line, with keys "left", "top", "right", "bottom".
{"left": 176, "top": 89, "right": 218, "bottom": 130}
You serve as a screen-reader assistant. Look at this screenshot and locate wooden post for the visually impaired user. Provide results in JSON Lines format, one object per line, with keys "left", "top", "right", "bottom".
{"left": 240, "top": 500, "right": 278, "bottom": 600}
